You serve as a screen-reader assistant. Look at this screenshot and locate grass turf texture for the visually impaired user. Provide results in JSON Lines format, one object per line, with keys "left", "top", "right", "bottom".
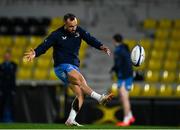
{"left": 0, "top": 123, "right": 179, "bottom": 129}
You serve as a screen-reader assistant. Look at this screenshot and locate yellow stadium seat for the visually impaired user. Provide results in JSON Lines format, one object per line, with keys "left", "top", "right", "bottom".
{"left": 47, "top": 27, "right": 57, "bottom": 34}
{"left": 124, "top": 39, "right": 136, "bottom": 50}
{"left": 150, "top": 50, "right": 164, "bottom": 60}
{"left": 155, "top": 29, "right": 169, "bottom": 39}
{"left": 166, "top": 50, "right": 179, "bottom": 60}
{"left": 129, "top": 83, "right": 142, "bottom": 97}
{"left": 14, "top": 36, "right": 28, "bottom": 47}
{"left": 50, "top": 17, "right": 64, "bottom": 28}
{"left": 141, "top": 84, "right": 157, "bottom": 97}
{"left": 174, "top": 85, "right": 180, "bottom": 97}
{"left": 168, "top": 40, "right": 180, "bottom": 51}
{"left": 145, "top": 70, "right": 160, "bottom": 83}
{"left": 161, "top": 71, "right": 176, "bottom": 83}
{"left": 147, "top": 59, "right": 162, "bottom": 70}
{"left": 140, "top": 38, "right": 152, "bottom": 50}
{"left": 79, "top": 50, "right": 85, "bottom": 62}
{"left": 144, "top": 51, "right": 150, "bottom": 60}
{"left": 0, "top": 47, "right": 6, "bottom": 57}
{"left": 49, "top": 69, "right": 58, "bottom": 80}
{"left": 49, "top": 61, "right": 53, "bottom": 68}
{"left": 36, "top": 57, "right": 50, "bottom": 69}
{"left": 177, "top": 72, "right": 180, "bottom": 83}
{"left": 153, "top": 40, "right": 167, "bottom": 50}
{"left": 158, "top": 84, "right": 173, "bottom": 97}
{"left": 163, "top": 60, "right": 177, "bottom": 71}
{"left": 33, "top": 68, "right": 48, "bottom": 80}
{"left": 29, "top": 36, "right": 43, "bottom": 47}
{"left": 110, "top": 83, "right": 118, "bottom": 97}
{"left": 143, "top": 18, "right": 157, "bottom": 30}
{"left": 170, "top": 29, "right": 180, "bottom": 40}
{"left": 81, "top": 40, "right": 88, "bottom": 50}
{"left": 47, "top": 26, "right": 61, "bottom": 34}
{"left": 158, "top": 19, "right": 172, "bottom": 29}
{"left": 17, "top": 67, "right": 32, "bottom": 79}
{"left": 0, "top": 36, "right": 13, "bottom": 47}
{"left": 21, "top": 59, "right": 35, "bottom": 68}
{"left": 44, "top": 48, "right": 53, "bottom": 58}
{"left": 12, "top": 57, "right": 20, "bottom": 65}
{"left": 174, "top": 19, "right": 180, "bottom": 29}
{"left": 11, "top": 46, "right": 24, "bottom": 57}
{"left": 79, "top": 41, "right": 87, "bottom": 61}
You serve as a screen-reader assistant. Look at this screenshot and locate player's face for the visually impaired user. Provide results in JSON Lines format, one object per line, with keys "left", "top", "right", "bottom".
{"left": 65, "top": 18, "right": 78, "bottom": 33}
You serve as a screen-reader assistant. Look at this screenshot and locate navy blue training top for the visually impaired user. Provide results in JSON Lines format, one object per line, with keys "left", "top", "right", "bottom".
{"left": 34, "top": 26, "right": 103, "bottom": 67}
{"left": 111, "top": 43, "right": 133, "bottom": 79}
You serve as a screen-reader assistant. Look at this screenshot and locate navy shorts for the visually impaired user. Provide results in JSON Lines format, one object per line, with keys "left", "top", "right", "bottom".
{"left": 54, "top": 64, "right": 80, "bottom": 86}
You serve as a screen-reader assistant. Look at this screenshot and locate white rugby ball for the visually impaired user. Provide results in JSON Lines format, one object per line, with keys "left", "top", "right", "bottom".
{"left": 131, "top": 45, "right": 145, "bottom": 66}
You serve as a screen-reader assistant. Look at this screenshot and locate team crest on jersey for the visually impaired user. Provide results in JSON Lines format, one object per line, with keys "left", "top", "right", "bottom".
{"left": 62, "top": 36, "right": 67, "bottom": 40}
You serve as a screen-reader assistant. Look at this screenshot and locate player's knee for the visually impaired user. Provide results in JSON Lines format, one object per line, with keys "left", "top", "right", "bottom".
{"left": 74, "top": 77, "right": 83, "bottom": 86}
{"left": 75, "top": 79, "right": 82, "bottom": 86}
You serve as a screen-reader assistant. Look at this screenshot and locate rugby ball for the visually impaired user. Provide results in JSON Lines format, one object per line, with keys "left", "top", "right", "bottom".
{"left": 131, "top": 45, "right": 145, "bottom": 66}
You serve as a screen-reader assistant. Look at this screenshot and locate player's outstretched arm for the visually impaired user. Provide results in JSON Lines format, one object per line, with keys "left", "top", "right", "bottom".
{"left": 23, "top": 48, "right": 36, "bottom": 62}
{"left": 100, "top": 45, "right": 111, "bottom": 56}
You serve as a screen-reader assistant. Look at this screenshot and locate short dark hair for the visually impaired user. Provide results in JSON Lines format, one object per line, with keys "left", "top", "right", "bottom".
{"left": 113, "top": 34, "right": 123, "bottom": 42}
{"left": 63, "top": 13, "right": 76, "bottom": 21}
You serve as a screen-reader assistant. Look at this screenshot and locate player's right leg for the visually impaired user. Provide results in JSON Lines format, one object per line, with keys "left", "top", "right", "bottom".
{"left": 67, "top": 69, "right": 113, "bottom": 105}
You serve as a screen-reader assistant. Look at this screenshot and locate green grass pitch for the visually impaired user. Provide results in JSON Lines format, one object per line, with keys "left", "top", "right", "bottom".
{"left": 0, "top": 123, "right": 179, "bottom": 129}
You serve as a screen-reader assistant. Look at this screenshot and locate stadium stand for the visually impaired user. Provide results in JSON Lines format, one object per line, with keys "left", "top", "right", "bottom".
{"left": 0, "top": 0, "right": 179, "bottom": 98}
{"left": 110, "top": 17, "right": 179, "bottom": 98}
{"left": 0, "top": 17, "right": 88, "bottom": 81}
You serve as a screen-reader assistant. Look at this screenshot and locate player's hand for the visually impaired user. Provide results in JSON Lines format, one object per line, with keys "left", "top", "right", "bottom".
{"left": 23, "top": 48, "right": 36, "bottom": 62}
{"left": 100, "top": 45, "right": 111, "bottom": 56}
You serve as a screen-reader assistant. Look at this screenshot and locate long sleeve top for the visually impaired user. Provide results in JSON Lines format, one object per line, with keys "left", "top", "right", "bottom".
{"left": 34, "top": 26, "right": 103, "bottom": 67}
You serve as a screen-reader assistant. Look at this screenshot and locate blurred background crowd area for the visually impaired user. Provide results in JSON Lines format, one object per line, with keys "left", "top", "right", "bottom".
{"left": 0, "top": 0, "right": 179, "bottom": 98}
{"left": 0, "top": 0, "right": 180, "bottom": 126}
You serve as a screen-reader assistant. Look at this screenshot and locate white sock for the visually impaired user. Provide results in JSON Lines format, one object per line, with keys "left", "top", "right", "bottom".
{"left": 67, "top": 109, "right": 77, "bottom": 121}
{"left": 90, "top": 91, "right": 102, "bottom": 102}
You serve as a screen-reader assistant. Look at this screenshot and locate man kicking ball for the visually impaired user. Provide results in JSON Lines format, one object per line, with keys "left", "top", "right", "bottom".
{"left": 24, "top": 13, "right": 113, "bottom": 126}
